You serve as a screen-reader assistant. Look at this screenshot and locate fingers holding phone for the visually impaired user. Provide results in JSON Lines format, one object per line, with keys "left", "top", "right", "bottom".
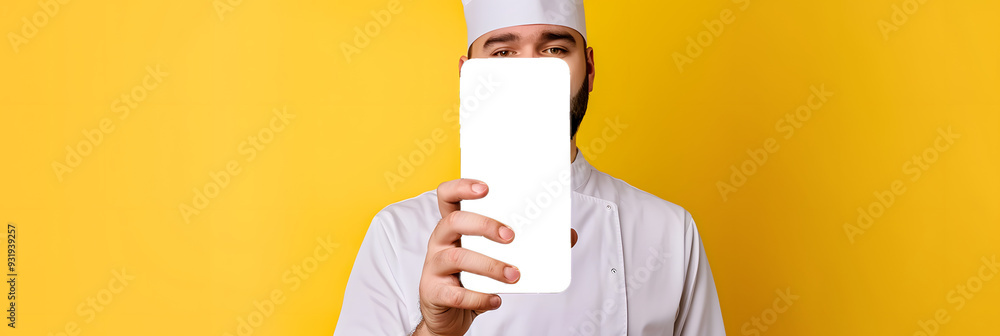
{"left": 415, "top": 179, "right": 520, "bottom": 336}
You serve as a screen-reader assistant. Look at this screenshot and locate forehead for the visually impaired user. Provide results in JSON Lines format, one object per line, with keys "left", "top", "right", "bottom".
{"left": 472, "top": 24, "right": 584, "bottom": 46}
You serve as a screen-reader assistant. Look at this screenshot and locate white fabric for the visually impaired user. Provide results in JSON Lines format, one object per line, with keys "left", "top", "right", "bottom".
{"left": 462, "top": 0, "right": 588, "bottom": 47}
{"left": 334, "top": 151, "right": 726, "bottom": 335}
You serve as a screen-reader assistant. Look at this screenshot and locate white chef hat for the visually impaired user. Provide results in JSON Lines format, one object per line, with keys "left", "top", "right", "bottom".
{"left": 461, "top": 0, "right": 587, "bottom": 48}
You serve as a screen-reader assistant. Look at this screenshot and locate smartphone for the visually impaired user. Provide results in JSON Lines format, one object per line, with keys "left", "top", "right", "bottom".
{"left": 458, "top": 58, "right": 572, "bottom": 294}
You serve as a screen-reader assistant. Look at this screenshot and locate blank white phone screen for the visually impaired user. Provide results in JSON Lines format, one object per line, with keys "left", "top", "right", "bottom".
{"left": 458, "top": 58, "right": 572, "bottom": 294}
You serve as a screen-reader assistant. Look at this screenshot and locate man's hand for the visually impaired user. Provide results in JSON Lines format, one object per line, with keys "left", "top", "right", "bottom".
{"left": 414, "top": 179, "right": 518, "bottom": 336}
{"left": 414, "top": 178, "right": 579, "bottom": 336}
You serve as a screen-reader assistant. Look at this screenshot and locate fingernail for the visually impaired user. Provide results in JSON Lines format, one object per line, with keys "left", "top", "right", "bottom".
{"left": 504, "top": 266, "right": 520, "bottom": 282}
{"left": 499, "top": 226, "right": 514, "bottom": 241}
{"left": 471, "top": 183, "right": 487, "bottom": 194}
{"left": 490, "top": 296, "right": 501, "bottom": 309}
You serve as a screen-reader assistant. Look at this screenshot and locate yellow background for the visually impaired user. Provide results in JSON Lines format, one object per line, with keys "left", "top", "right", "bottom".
{"left": 1, "top": 0, "right": 998, "bottom": 335}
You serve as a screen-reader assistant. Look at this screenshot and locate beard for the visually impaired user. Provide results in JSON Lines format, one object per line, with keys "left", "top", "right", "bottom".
{"left": 570, "top": 78, "right": 590, "bottom": 139}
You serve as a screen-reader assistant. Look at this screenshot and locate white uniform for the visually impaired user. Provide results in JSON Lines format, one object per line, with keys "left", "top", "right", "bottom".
{"left": 334, "top": 151, "right": 726, "bottom": 335}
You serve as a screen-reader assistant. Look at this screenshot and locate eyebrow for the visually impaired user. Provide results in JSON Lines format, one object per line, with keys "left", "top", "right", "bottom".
{"left": 480, "top": 30, "right": 579, "bottom": 51}
{"left": 539, "top": 30, "right": 577, "bottom": 47}
{"left": 482, "top": 33, "right": 520, "bottom": 50}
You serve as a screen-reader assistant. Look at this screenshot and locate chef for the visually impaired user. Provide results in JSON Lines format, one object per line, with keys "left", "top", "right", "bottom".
{"left": 334, "top": 0, "right": 726, "bottom": 335}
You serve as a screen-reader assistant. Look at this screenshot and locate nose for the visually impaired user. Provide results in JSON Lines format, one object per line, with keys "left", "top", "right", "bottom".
{"left": 508, "top": 50, "right": 543, "bottom": 58}
{"left": 507, "top": 48, "right": 545, "bottom": 58}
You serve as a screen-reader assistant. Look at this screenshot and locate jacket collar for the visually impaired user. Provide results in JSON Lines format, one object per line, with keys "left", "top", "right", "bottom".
{"left": 572, "top": 149, "right": 594, "bottom": 192}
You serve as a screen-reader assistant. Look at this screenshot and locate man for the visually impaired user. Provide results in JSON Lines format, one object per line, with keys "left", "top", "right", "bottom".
{"left": 334, "top": 0, "right": 726, "bottom": 335}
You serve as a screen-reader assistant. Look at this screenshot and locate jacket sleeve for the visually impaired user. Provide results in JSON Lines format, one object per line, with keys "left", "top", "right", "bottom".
{"left": 334, "top": 213, "right": 414, "bottom": 335}
{"left": 674, "top": 212, "right": 727, "bottom": 336}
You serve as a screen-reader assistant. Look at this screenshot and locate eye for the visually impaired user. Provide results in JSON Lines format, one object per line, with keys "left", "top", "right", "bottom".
{"left": 492, "top": 50, "right": 515, "bottom": 57}
{"left": 543, "top": 47, "right": 567, "bottom": 55}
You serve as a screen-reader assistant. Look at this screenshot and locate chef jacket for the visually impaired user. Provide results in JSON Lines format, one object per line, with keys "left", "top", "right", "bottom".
{"left": 334, "top": 151, "right": 726, "bottom": 335}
